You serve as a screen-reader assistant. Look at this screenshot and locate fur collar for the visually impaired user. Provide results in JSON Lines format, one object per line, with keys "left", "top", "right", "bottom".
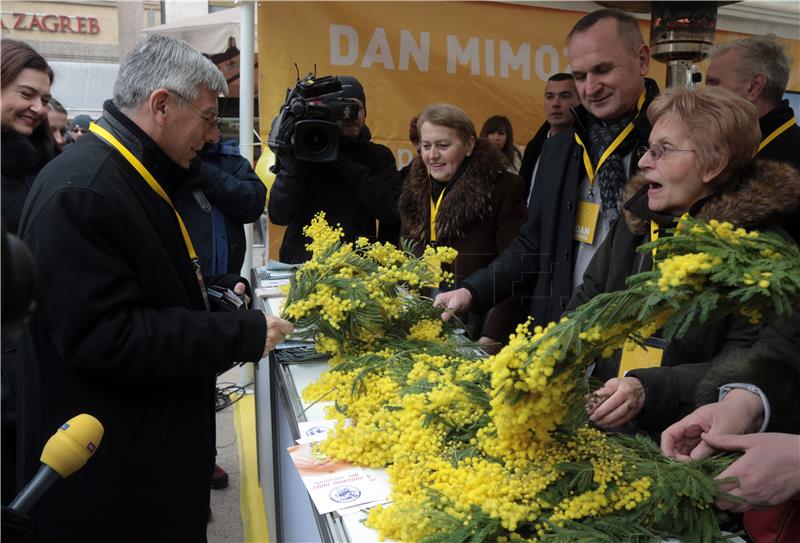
{"left": 622, "top": 160, "right": 800, "bottom": 234}
{"left": 399, "top": 139, "right": 506, "bottom": 241}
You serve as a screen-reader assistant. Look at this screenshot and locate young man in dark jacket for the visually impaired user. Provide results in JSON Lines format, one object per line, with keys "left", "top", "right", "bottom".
{"left": 436, "top": 9, "right": 658, "bottom": 330}
{"left": 268, "top": 75, "right": 402, "bottom": 263}
{"left": 16, "top": 34, "right": 291, "bottom": 541}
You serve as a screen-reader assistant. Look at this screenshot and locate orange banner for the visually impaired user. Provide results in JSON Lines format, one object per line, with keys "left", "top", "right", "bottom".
{"left": 258, "top": 1, "right": 799, "bottom": 169}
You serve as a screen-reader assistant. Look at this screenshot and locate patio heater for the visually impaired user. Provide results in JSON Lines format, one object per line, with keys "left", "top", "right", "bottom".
{"left": 597, "top": 2, "right": 736, "bottom": 88}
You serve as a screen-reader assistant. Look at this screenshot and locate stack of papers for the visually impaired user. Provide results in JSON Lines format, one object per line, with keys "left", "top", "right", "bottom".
{"left": 288, "top": 420, "right": 391, "bottom": 514}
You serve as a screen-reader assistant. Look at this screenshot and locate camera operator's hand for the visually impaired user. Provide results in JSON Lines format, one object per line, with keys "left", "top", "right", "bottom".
{"left": 263, "top": 315, "right": 294, "bottom": 356}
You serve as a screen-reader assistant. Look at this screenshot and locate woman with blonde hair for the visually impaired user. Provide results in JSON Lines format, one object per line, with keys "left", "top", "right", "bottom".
{"left": 575, "top": 86, "right": 800, "bottom": 433}
{"left": 399, "top": 103, "right": 528, "bottom": 347}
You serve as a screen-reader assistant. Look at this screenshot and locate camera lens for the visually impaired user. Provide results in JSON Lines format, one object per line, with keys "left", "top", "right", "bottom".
{"left": 293, "top": 120, "right": 340, "bottom": 162}
{"left": 300, "top": 126, "right": 330, "bottom": 153}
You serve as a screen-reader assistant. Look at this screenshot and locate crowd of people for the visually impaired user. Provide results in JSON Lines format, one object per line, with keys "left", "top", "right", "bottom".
{"left": 1, "top": 6, "right": 799, "bottom": 542}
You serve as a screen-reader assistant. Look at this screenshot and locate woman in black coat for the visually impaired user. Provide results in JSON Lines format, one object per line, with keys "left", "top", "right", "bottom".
{"left": 575, "top": 86, "right": 800, "bottom": 433}
{"left": 1, "top": 39, "right": 55, "bottom": 233}
{"left": 1, "top": 39, "right": 55, "bottom": 507}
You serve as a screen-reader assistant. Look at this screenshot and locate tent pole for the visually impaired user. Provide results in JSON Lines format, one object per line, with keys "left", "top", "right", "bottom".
{"left": 238, "top": 1, "right": 256, "bottom": 385}
{"left": 239, "top": 0, "right": 256, "bottom": 277}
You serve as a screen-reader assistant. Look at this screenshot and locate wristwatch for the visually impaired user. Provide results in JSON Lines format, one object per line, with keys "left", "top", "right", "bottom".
{"left": 718, "top": 382, "right": 771, "bottom": 433}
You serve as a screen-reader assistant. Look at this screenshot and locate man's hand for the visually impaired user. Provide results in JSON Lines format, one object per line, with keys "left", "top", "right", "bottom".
{"left": 587, "top": 377, "right": 644, "bottom": 428}
{"left": 702, "top": 433, "right": 800, "bottom": 512}
{"left": 263, "top": 315, "right": 294, "bottom": 356}
{"left": 661, "top": 389, "right": 765, "bottom": 461}
{"left": 433, "top": 288, "right": 473, "bottom": 322}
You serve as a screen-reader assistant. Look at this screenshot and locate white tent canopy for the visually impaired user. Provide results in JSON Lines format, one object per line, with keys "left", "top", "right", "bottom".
{"left": 141, "top": 6, "right": 256, "bottom": 55}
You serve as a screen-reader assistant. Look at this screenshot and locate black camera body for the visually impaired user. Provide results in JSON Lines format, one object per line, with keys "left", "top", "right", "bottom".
{"left": 268, "top": 74, "right": 360, "bottom": 163}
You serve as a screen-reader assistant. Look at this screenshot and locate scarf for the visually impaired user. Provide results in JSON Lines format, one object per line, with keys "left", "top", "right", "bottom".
{"left": 586, "top": 109, "right": 637, "bottom": 223}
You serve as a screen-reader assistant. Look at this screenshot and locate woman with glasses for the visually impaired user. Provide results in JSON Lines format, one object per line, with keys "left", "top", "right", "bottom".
{"left": 399, "top": 103, "right": 528, "bottom": 348}
{"left": 568, "top": 86, "right": 800, "bottom": 434}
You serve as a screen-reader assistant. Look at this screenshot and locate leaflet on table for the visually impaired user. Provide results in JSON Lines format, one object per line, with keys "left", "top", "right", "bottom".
{"left": 296, "top": 419, "right": 351, "bottom": 444}
{"left": 255, "top": 284, "right": 288, "bottom": 298}
{"left": 287, "top": 443, "right": 390, "bottom": 514}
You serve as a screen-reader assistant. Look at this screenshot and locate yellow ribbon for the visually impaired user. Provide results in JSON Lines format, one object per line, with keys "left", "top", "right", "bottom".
{"left": 758, "top": 117, "right": 795, "bottom": 154}
{"left": 429, "top": 187, "right": 446, "bottom": 242}
{"left": 650, "top": 220, "right": 659, "bottom": 264}
{"left": 574, "top": 91, "right": 647, "bottom": 193}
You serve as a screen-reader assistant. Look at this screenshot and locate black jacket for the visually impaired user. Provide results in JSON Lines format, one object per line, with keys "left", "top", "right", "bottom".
{"left": 694, "top": 311, "right": 800, "bottom": 435}
{"left": 16, "top": 101, "right": 267, "bottom": 541}
{"left": 1, "top": 126, "right": 54, "bottom": 505}
{"left": 1, "top": 127, "right": 53, "bottom": 234}
{"left": 268, "top": 126, "right": 402, "bottom": 263}
{"left": 757, "top": 100, "right": 800, "bottom": 242}
{"left": 518, "top": 121, "right": 550, "bottom": 200}
{"left": 463, "top": 78, "right": 659, "bottom": 327}
{"left": 176, "top": 141, "right": 267, "bottom": 275}
{"left": 568, "top": 161, "right": 800, "bottom": 432}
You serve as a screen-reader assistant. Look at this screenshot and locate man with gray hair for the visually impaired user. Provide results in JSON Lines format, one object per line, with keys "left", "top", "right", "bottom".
{"left": 17, "top": 34, "right": 292, "bottom": 540}
{"left": 707, "top": 35, "right": 799, "bottom": 240}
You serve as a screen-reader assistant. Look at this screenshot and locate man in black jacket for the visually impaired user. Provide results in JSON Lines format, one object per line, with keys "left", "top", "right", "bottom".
{"left": 706, "top": 35, "right": 800, "bottom": 241}
{"left": 268, "top": 76, "right": 402, "bottom": 263}
{"left": 519, "top": 73, "right": 579, "bottom": 205}
{"left": 16, "top": 34, "right": 292, "bottom": 541}
{"left": 435, "top": 9, "right": 658, "bottom": 330}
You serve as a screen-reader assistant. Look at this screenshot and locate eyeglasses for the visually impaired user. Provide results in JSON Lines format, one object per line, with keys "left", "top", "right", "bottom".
{"left": 638, "top": 144, "right": 696, "bottom": 161}
{"left": 170, "top": 90, "right": 220, "bottom": 130}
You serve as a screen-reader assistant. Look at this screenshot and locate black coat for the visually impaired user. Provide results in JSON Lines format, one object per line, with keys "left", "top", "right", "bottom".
{"left": 1, "top": 126, "right": 53, "bottom": 505}
{"left": 518, "top": 121, "right": 550, "bottom": 200}
{"left": 568, "top": 161, "right": 800, "bottom": 432}
{"left": 176, "top": 142, "right": 267, "bottom": 275}
{"left": 1, "top": 127, "right": 53, "bottom": 234}
{"left": 16, "top": 101, "right": 267, "bottom": 541}
{"left": 268, "top": 126, "right": 402, "bottom": 263}
{"left": 757, "top": 100, "right": 800, "bottom": 242}
{"left": 463, "top": 78, "right": 659, "bottom": 327}
{"left": 694, "top": 311, "right": 800, "bottom": 435}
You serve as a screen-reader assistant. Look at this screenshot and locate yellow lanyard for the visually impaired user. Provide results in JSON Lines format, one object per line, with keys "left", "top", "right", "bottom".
{"left": 429, "top": 187, "right": 446, "bottom": 242}
{"left": 574, "top": 91, "right": 646, "bottom": 196}
{"left": 758, "top": 118, "right": 795, "bottom": 154}
{"left": 650, "top": 220, "right": 659, "bottom": 264}
{"left": 89, "top": 122, "right": 209, "bottom": 308}
{"left": 89, "top": 122, "right": 199, "bottom": 261}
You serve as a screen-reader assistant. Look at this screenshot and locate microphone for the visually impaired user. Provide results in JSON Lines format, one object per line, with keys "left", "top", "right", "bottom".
{"left": 9, "top": 414, "right": 104, "bottom": 514}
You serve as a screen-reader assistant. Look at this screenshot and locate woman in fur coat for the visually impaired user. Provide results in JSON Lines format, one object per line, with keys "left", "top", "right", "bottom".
{"left": 399, "top": 103, "right": 528, "bottom": 347}
{"left": 575, "top": 86, "right": 800, "bottom": 434}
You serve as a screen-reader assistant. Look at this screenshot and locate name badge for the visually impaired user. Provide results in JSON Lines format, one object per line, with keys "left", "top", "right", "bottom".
{"left": 618, "top": 343, "right": 664, "bottom": 378}
{"left": 574, "top": 201, "right": 600, "bottom": 244}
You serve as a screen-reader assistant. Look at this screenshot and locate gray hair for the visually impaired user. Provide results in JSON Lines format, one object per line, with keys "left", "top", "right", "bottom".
{"left": 710, "top": 35, "right": 791, "bottom": 104}
{"left": 113, "top": 34, "right": 228, "bottom": 112}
